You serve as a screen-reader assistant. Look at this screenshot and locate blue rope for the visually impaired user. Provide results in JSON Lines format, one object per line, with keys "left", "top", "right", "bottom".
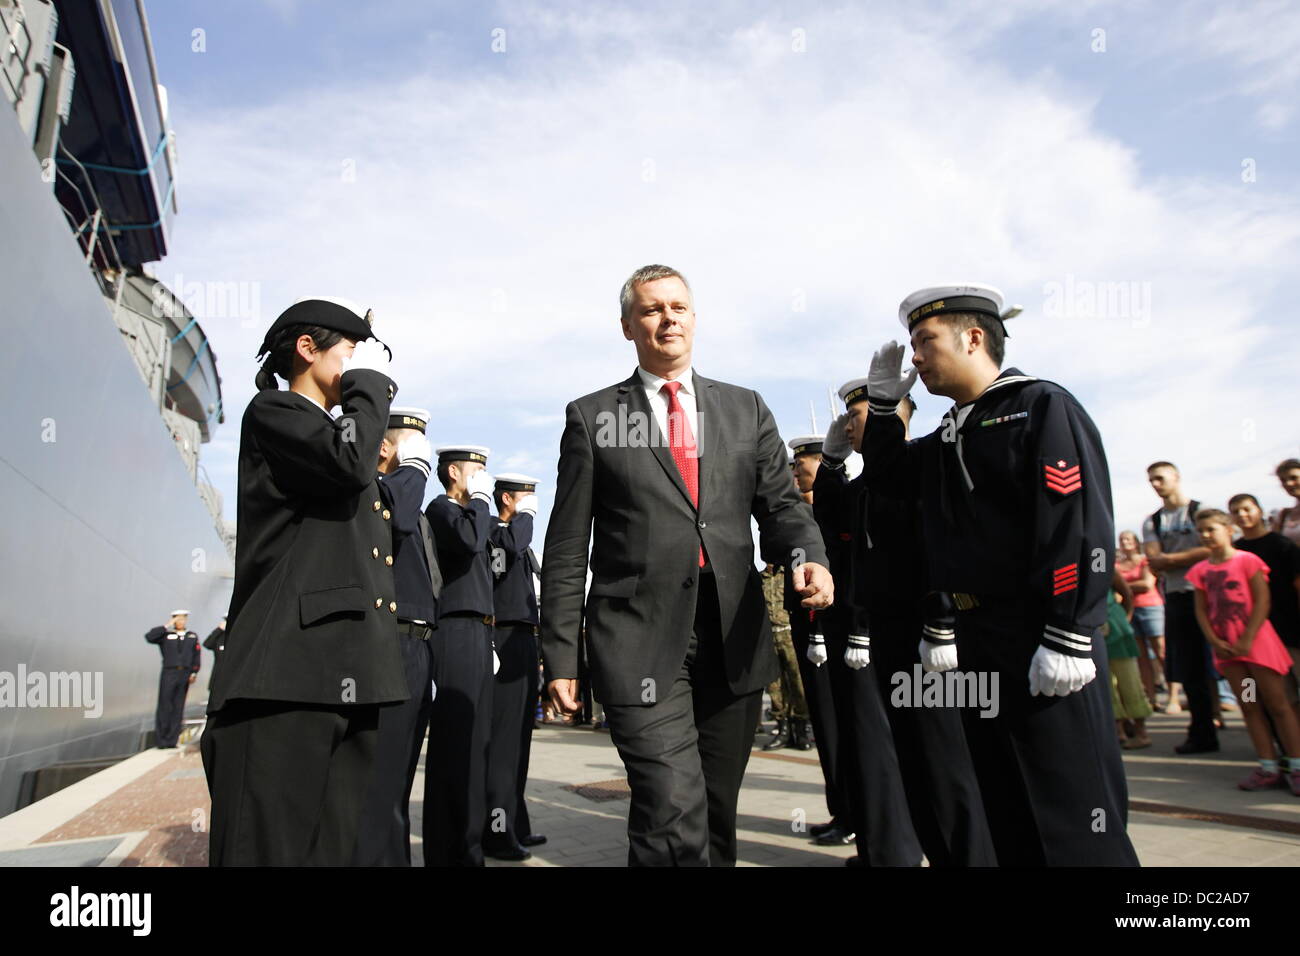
{"left": 165, "top": 336, "right": 210, "bottom": 392}
{"left": 169, "top": 317, "right": 198, "bottom": 343}
{"left": 56, "top": 133, "right": 168, "bottom": 176}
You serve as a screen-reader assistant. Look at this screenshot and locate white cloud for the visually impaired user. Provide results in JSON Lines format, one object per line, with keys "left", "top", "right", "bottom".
{"left": 160, "top": 0, "right": 1300, "bottom": 549}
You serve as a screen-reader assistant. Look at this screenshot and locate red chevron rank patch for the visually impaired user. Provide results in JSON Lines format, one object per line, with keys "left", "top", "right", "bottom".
{"left": 1053, "top": 562, "right": 1079, "bottom": 595}
{"left": 1044, "top": 458, "right": 1082, "bottom": 496}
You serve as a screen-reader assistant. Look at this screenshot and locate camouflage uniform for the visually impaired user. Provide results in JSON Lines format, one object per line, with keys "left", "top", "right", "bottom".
{"left": 763, "top": 565, "right": 808, "bottom": 721}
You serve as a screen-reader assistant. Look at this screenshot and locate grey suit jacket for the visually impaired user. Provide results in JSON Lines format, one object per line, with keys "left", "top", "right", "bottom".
{"left": 540, "top": 368, "right": 828, "bottom": 705}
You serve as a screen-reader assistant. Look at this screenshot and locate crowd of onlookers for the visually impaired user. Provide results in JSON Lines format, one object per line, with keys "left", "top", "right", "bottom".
{"left": 1110, "top": 458, "right": 1300, "bottom": 795}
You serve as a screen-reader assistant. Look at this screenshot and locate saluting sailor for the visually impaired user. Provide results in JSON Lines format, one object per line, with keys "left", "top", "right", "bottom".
{"left": 483, "top": 473, "right": 547, "bottom": 860}
{"left": 201, "top": 296, "right": 406, "bottom": 867}
{"left": 353, "top": 406, "right": 443, "bottom": 866}
{"left": 423, "top": 444, "right": 496, "bottom": 867}
{"left": 860, "top": 283, "right": 1138, "bottom": 866}
{"left": 146, "top": 610, "right": 200, "bottom": 749}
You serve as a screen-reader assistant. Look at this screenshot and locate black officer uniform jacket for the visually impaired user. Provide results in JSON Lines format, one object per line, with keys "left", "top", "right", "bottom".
{"left": 861, "top": 367, "right": 1114, "bottom": 659}
{"left": 810, "top": 469, "right": 872, "bottom": 637}
{"left": 209, "top": 369, "right": 408, "bottom": 712}
{"left": 146, "top": 627, "right": 201, "bottom": 671}
{"left": 490, "top": 513, "right": 539, "bottom": 626}
{"left": 813, "top": 465, "right": 956, "bottom": 647}
{"left": 377, "top": 462, "right": 440, "bottom": 623}
{"left": 426, "top": 495, "right": 494, "bottom": 618}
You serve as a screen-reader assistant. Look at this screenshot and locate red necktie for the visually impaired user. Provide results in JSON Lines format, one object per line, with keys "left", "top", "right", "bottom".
{"left": 662, "top": 381, "right": 705, "bottom": 567}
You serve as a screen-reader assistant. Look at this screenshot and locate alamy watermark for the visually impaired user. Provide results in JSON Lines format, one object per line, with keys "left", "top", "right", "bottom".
{"left": 0, "top": 666, "right": 103, "bottom": 718}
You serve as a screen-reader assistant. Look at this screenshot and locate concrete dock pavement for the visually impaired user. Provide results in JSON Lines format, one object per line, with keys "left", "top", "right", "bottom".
{"left": 1, "top": 707, "right": 1297, "bottom": 867}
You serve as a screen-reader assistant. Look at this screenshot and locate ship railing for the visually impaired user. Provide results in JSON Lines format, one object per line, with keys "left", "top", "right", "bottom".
{"left": 196, "top": 463, "right": 236, "bottom": 563}
{"left": 160, "top": 405, "right": 199, "bottom": 482}
{"left": 0, "top": 0, "right": 35, "bottom": 105}
{"left": 54, "top": 140, "right": 127, "bottom": 298}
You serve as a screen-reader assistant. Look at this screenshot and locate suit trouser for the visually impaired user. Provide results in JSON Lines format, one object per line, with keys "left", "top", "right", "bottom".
{"left": 955, "top": 602, "right": 1140, "bottom": 867}
{"left": 201, "top": 699, "right": 382, "bottom": 866}
{"left": 821, "top": 608, "right": 923, "bottom": 866}
{"left": 422, "top": 615, "right": 494, "bottom": 866}
{"left": 483, "top": 623, "right": 536, "bottom": 848}
{"left": 156, "top": 668, "right": 190, "bottom": 747}
{"left": 603, "top": 573, "right": 762, "bottom": 867}
{"left": 869, "top": 605, "right": 998, "bottom": 867}
{"left": 352, "top": 626, "right": 434, "bottom": 866}
{"left": 790, "top": 611, "right": 844, "bottom": 822}
{"left": 1164, "top": 591, "right": 1219, "bottom": 746}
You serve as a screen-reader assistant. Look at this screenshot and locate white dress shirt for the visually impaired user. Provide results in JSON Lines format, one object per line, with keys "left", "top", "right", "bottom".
{"left": 637, "top": 365, "right": 700, "bottom": 449}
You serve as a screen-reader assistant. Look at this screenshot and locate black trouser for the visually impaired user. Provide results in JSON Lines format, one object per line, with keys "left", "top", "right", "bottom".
{"left": 483, "top": 623, "right": 537, "bottom": 849}
{"left": 790, "top": 610, "right": 844, "bottom": 822}
{"left": 603, "top": 572, "right": 762, "bottom": 867}
{"left": 201, "top": 699, "right": 382, "bottom": 866}
{"left": 353, "top": 625, "right": 434, "bottom": 866}
{"left": 821, "top": 606, "right": 923, "bottom": 867}
{"left": 869, "top": 605, "right": 998, "bottom": 867}
{"left": 155, "top": 667, "right": 191, "bottom": 747}
{"left": 1165, "top": 591, "right": 1219, "bottom": 746}
{"left": 954, "top": 602, "right": 1139, "bottom": 867}
{"left": 422, "top": 615, "right": 494, "bottom": 867}
{"left": 515, "top": 633, "right": 539, "bottom": 839}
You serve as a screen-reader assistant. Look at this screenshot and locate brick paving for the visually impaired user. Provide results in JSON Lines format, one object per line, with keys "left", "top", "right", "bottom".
{"left": 1, "top": 703, "right": 1297, "bottom": 867}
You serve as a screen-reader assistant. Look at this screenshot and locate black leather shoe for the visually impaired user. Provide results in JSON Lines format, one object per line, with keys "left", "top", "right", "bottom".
{"left": 519, "top": 834, "right": 548, "bottom": 847}
{"left": 484, "top": 843, "right": 532, "bottom": 861}
{"left": 761, "top": 720, "right": 790, "bottom": 751}
{"left": 808, "top": 820, "right": 836, "bottom": 838}
{"left": 1174, "top": 738, "right": 1220, "bottom": 754}
{"left": 790, "top": 718, "right": 813, "bottom": 750}
{"left": 812, "top": 824, "right": 855, "bottom": 846}
{"left": 844, "top": 855, "right": 865, "bottom": 867}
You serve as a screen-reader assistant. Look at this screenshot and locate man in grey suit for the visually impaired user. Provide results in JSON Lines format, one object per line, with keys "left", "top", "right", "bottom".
{"left": 541, "top": 264, "right": 834, "bottom": 866}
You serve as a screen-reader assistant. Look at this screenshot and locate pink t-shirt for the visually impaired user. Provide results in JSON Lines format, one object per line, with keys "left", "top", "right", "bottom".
{"left": 1117, "top": 555, "right": 1162, "bottom": 607}
{"left": 1186, "top": 550, "right": 1293, "bottom": 676}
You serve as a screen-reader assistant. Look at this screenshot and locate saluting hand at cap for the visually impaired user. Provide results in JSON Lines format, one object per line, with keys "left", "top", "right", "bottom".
{"left": 868, "top": 340, "right": 918, "bottom": 403}
{"left": 341, "top": 338, "right": 391, "bottom": 377}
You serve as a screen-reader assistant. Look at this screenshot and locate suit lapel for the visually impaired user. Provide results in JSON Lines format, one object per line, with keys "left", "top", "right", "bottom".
{"left": 693, "top": 370, "right": 719, "bottom": 513}
{"left": 618, "top": 368, "right": 694, "bottom": 510}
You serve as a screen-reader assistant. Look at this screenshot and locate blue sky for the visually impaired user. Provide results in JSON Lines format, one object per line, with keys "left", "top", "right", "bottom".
{"left": 142, "top": 0, "right": 1300, "bottom": 547}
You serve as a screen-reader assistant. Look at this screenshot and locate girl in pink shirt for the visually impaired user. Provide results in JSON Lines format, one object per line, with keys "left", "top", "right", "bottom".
{"left": 1188, "top": 509, "right": 1300, "bottom": 795}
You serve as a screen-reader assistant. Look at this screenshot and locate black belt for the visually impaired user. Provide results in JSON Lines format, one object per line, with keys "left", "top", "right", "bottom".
{"left": 164, "top": 666, "right": 190, "bottom": 671}
{"left": 494, "top": 619, "right": 537, "bottom": 629}
{"left": 441, "top": 611, "right": 495, "bottom": 626}
{"left": 397, "top": 620, "right": 434, "bottom": 639}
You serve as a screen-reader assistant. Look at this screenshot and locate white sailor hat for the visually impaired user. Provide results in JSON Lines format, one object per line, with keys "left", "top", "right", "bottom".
{"left": 837, "top": 377, "right": 871, "bottom": 407}
{"left": 787, "top": 435, "right": 825, "bottom": 458}
{"left": 898, "top": 283, "right": 1022, "bottom": 335}
{"left": 435, "top": 445, "right": 490, "bottom": 465}
{"left": 388, "top": 407, "right": 430, "bottom": 433}
{"left": 169, "top": 609, "right": 190, "bottom": 618}
{"left": 495, "top": 473, "right": 540, "bottom": 492}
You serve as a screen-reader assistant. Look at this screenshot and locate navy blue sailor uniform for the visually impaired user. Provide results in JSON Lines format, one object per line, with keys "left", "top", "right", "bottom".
{"left": 353, "top": 408, "right": 443, "bottom": 866}
{"left": 812, "top": 463, "right": 922, "bottom": 866}
{"left": 146, "top": 622, "right": 200, "bottom": 748}
{"left": 483, "top": 473, "right": 543, "bottom": 856}
{"left": 861, "top": 367, "right": 1138, "bottom": 866}
{"left": 815, "top": 393, "right": 996, "bottom": 866}
{"left": 422, "top": 446, "right": 496, "bottom": 867}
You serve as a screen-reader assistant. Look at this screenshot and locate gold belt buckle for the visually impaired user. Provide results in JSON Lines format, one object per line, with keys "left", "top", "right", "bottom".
{"left": 953, "top": 592, "right": 980, "bottom": 611}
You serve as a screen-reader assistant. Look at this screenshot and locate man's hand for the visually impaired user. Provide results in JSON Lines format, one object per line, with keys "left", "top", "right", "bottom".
{"left": 467, "top": 470, "right": 494, "bottom": 503}
{"left": 918, "top": 639, "right": 958, "bottom": 673}
{"left": 1147, "top": 553, "right": 1170, "bottom": 573}
{"left": 514, "top": 493, "right": 539, "bottom": 516}
{"left": 548, "top": 678, "right": 581, "bottom": 715}
{"left": 188, "top": 674, "right": 197, "bottom": 685}
{"left": 844, "top": 636, "right": 871, "bottom": 670}
{"left": 822, "top": 413, "right": 852, "bottom": 462}
{"left": 868, "top": 340, "right": 919, "bottom": 403}
{"left": 805, "top": 634, "right": 828, "bottom": 667}
{"left": 396, "top": 432, "right": 432, "bottom": 466}
{"left": 792, "top": 561, "right": 834, "bottom": 609}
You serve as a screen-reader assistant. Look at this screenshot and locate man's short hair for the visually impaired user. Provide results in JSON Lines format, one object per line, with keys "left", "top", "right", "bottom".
{"left": 494, "top": 488, "right": 508, "bottom": 512}
{"left": 1227, "top": 493, "right": 1260, "bottom": 511}
{"left": 1147, "top": 461, "right": 1178, "bottom": 475}
{"left": 436, "top": 461, "right": 454, "bottom": 490}
{"left": 1276, "top": 458, "right": 1300, "bottom": 478}
{"left": 933, "top": 311, "right": 1005, "bottom": 368}
{"left": 619, "top": 264, "right": 692, "bottom": 320}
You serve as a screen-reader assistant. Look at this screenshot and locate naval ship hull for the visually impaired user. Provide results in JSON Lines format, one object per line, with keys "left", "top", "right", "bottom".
{"left": 0, "top": 101, "right": 233, "bottom": 816}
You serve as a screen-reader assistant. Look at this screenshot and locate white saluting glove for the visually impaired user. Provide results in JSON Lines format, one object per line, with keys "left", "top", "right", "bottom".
{"left": 918, "top": 639, "right": 958, "bottom": 673}
{"left": 514, "top": 493, "right": 539, "bottom": 517}
{"left": 396, "top": 433, "right": 432, "bottom": 467}
{"left": 341, "top": 338, "right": 391, "bottom": 377}
{"left": 844, "top": 635, "right": 871, "bottom": 670}
{"left": 822, "top": 413, "right": 852, "bottom": 463}
{"left": 1028, "top": 646, "right": 1096, "bottom": 697}
{"left": 467, "top": 470, "right": 494, "bottom": 504}
{"left": 867, "top": 340, "right": 919, "bottom": 404}
{"left": 806, "top": 633, "right": 828, "bottom": 667}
